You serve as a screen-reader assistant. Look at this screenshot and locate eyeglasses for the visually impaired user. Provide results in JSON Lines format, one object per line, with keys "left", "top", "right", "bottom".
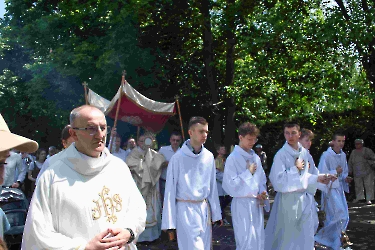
{"left": 72, "top": 125, "right": 110, "bottom": 136}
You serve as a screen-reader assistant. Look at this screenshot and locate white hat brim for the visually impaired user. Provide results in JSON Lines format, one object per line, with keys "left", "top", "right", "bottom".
{"left": 0, "top": 131, "right": 39, "bottom": 153}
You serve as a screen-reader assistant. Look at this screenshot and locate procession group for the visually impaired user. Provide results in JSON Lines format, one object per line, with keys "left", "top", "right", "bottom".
{"left": 1, "top": 104, "right": 373, "bottom": 250}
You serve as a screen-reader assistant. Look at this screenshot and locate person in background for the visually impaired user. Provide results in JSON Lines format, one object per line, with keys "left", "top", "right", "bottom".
{"left": 348, "top": 138, "right": 375, "bottom": 205}
{"left": 215, "top": 145, "right": 232, "bottom": 226}
{"left": 36, "top": 125, "right": 74, "bottom": 184}
{"left": 125, "top": 137, "right": 137, "bottom": 156}
{"left": 255, "top": 144, "right": 268, "bottom": 175}
{"left": 47, "top": 146, "right": 58, "bottom": 159}
{"left": 126, "top": 133, "right": 165, "bottom": 243}
{"left": 158, "top": 132, "right": 182, "bottom": 204}
{"left": 27, "top": 148, "right": 47, "bottom": 197}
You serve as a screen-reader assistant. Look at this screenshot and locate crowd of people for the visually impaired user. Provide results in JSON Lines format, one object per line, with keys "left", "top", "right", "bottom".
{"left": 1, "top": 104, "right": 375, "bottom": 249}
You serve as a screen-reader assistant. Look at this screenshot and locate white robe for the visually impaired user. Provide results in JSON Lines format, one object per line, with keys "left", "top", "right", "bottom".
{"left": 222, "top": 145, "right": 269, "bottom": 250}
{"left": 126, "top": 147, "right": 164, "bottom": 242}
{"left": 265, "top": 142, "right": 318, "bottom": 250}
{"left": 161, "top": 140, "right": 222, "bottom": 250}
{"left": 21, "top": 143, "right": 146, "bottom": 250}
{"left": 314, "top": 147, "right": 349, "bottom": 250}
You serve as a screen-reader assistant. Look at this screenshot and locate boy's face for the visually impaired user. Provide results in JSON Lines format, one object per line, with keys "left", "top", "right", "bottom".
{"left": 217, "top": 146, "right": 226, "bottom": 156}
{"left": 299, "top": 136, "right": 312, "bottom": 150}
{"left": 284, "top": 126, "right": 301, "bottom": 147}
{"left": 239, "top": 134, "right": 258, "bottom": 152}
{"left": 332, "top": 135, "right": 345, "bottom": 151}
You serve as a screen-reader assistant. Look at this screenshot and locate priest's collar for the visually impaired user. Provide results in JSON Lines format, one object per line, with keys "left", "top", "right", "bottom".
{"left": 186, "top": 140, "right": 202, "bottom": 154}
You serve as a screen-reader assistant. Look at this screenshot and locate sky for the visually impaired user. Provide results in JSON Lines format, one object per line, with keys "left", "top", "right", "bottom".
{"left": 0, "top": 1, "right": 4, "bottom": 18}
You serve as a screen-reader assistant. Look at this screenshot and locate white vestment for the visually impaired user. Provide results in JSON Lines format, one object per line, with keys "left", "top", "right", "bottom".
{"left": 22, "top": 143, "right": 146, "bottom": 250}
{"left": 161, "top": 140, "right": 222, "bottom": 250}
{"left": 265, "top": 142, "right": 318, "bottom": 250}
{"left": 314, "top": 147, "right": 349, "bottom": 250}
{"left": 126, "top": 147, "right": 164, "bottom": 242}
{"left": 222, "top": 145, "right": 269, "bottom": 250}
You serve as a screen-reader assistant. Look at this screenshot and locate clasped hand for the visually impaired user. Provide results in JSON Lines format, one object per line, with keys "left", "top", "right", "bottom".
{"left": 247, "top": 161, "right": 257, "bottom": 174}
{"left": 85, "top": 228, "right": 130, "bottom": 250}
{"left": 295, "top": 159, "right": 305, "bottom": 171}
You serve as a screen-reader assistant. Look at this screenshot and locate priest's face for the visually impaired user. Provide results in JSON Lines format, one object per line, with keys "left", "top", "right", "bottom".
{"left": 284, "top": 126, "right": 301, "bottom": 148}
{"left": 188, "top": 123, "right": 208, "bottom": 145}
{"left": 71, "top": 107, "right": 107, "bottom": 157}
{"left": 239, "top": 134, "right": 258, "bottom": 152}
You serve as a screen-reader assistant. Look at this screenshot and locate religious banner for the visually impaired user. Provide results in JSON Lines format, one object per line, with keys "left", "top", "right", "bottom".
{"left": 87, "top": 82, "right": 176, "bottom": 133}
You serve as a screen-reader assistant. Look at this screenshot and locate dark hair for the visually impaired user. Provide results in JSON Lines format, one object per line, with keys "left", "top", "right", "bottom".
{"left": 170, "top": 131, "right": 182, "bottom": 138}
{"left": 332, "top": 132, "right": 345, "bottom": 141}
{"left": 283, "top": 122, "right": 300, "bottom": 131}
{"left": 35, "top": 148, "right": 47, "bottom": 161}
{"left": 300, "top": 128, "right": 314, "bottom": 140}
{"left": 188, "top": 116, "right": 208, "bottom": 129}
{"left": 61, "top": 125, "right": 72, "bottom": 141}
{"left": 238, "top": 122, "right": 260, "bottom": 137}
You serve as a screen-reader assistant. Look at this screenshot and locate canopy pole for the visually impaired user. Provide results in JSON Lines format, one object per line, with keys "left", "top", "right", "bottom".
{"left": 109, "top": 71, "right": 126, "bottom": 153}
{"left": 175, "top": 95, "right": 185, "bottom": 141}
{"left": 137, "top": 126, "right": 140, "bottom": 142}
{"left": 82, "top": 82, "right": 88, "bottom": 105}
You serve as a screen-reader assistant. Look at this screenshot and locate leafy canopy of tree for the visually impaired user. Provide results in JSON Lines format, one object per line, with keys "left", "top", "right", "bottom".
{"left": 0, "top": 0, "right": 374, "bottom": 157}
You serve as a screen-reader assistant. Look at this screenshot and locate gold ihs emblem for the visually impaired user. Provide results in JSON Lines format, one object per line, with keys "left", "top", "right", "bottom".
{"left": 92, "top": 186, "right": 122, "bottom": 223}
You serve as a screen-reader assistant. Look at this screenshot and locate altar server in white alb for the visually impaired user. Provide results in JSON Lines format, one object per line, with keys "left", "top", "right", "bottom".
{"left": 299, "top": 128, "right": 324, "bottom": 233}
{"left": 22, "top": 105, "right": 146, "bottom": 250}
{"left": 161, "top": 116, "right": 222, "bottom": 250}
{"left": 222, "top": 122, "right": 269, "bottom": 250}
{"left": 315, "top": 132, "right": 353, "bottom": 250}
{"left": 265, "top": 123, "right": 333, "bottom": 250}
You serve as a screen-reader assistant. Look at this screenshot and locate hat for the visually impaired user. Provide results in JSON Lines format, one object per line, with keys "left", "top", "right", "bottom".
{"left": 0, "top": 114, "right": 39, "bottom": 153}
{"left": 255, "top": 144, "right": 263, "bottom": 149}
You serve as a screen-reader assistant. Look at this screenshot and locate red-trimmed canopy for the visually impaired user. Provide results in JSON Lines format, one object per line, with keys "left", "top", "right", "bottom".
{"left": 88, "top": 82, "right": 176, "bottom": 133}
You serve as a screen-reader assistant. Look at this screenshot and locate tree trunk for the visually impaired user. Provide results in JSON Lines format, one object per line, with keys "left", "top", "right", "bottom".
{"left": 199, "top": 0, "right": 222, "bottom": 145}
{"left": 223, "top": 0, "right": 237, "bottom": 150}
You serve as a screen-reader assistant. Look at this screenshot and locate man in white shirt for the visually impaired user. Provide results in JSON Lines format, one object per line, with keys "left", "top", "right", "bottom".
{"left": 3, "top": 150, "right": 25, "bottom": 189}
{"left": 110, "top": 135, "right": 128, "bottom": 162}
{"left": 22, "top": 105, "right": 146, "bottom": 250}
{"left": 125, "top": 137, "right": 137, "bottom": 156}
{"left": 158, "top": 132, "right": 182, "bottom": 203}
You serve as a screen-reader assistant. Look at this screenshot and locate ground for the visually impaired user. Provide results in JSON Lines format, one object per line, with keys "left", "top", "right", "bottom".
{"left": 137, "top": 193, "right": 375, "bottom": 250}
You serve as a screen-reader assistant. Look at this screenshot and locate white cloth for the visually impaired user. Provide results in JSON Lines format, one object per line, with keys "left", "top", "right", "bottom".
{"left": 111, "top": 147, "right": 128, "bottom": 162}
{"left": 265, "top": 142, "right": 318, "bottom": 250}
{"left": 222, "top": 145, "right": 269, "bottom": 250}
{"left": 161, "top": 140, "right": 222, "bottom": 250}
{"left": 315, "top": 147, "right": 349, "bottom": 250}
{"left": 126, "top": 147, "right": 164, "bottom": 242}
{"left": 158, "top": 145, "right": 180, "bottom": 180}
{"left": 3, "top": 151, "right": 25, "bottom": 187}
{"left": 21, "top": 143, "right": 146, "bottom": 250}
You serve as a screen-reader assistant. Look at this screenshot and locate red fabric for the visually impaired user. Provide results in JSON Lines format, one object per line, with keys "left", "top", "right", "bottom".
{"left": 106, "top": 95, "right": 176, "bottom": 133}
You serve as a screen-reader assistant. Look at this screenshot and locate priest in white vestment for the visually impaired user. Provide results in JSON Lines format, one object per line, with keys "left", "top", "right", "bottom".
{"left": 126, "top": 134, "right": 165, "bottom": 242}
{"left": 315, "top": 133, "right": 353, "bottom": 250}
{"left": 161, "top": 116, "right": 222, "bottom": 250}
{"left": 22, "top": 105, "right": 146, "bottom": 250}
{"left": 222, "top": 122, "right": 269, "bottom": 250}
{"left": 265, "top": 123, "right": 333, "bottom": 250}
